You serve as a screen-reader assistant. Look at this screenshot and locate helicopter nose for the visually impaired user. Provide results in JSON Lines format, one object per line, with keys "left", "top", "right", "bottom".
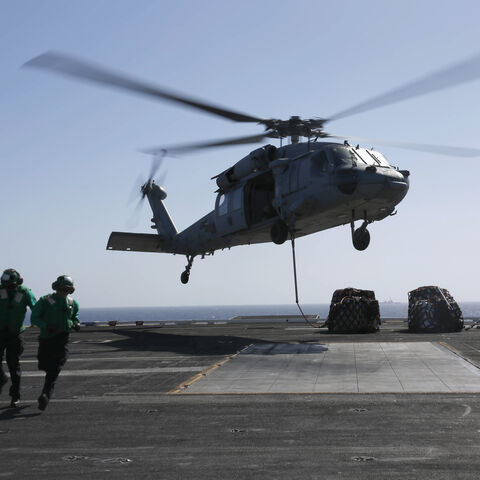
{"left": 383, "top": 171, "right": 409, "bottom": 201}
{"left": 357, "top": 168, "right": 409, "bottom": 201}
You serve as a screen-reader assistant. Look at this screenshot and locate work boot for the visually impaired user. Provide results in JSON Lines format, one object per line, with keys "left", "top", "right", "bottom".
{"left": 38, "top": 393, "right": 49, "bottom": 411}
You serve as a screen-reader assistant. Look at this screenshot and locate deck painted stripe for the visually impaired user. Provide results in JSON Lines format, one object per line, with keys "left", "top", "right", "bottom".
{"left": 16, "top": 366, "right": 209, "bottom": 377}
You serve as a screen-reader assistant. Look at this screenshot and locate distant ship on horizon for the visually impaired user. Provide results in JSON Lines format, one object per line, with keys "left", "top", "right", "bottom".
{"left": 380, "top": 298, "right": 402, "bottom": 304}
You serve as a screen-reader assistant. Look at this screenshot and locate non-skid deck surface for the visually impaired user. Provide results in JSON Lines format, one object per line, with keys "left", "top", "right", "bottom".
{"left": 181, "top": 342, "right": 480, "bottom": 394}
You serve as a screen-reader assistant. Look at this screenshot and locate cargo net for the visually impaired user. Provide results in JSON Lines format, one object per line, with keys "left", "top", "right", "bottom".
{"left": 408, "top": 286, "right": 463, "bottom": 333}
{"left": 327, "top": 288, "right": 381, "bottom": 334}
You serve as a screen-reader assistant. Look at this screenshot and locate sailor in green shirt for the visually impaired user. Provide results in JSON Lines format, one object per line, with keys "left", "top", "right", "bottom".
{"left": 31, "top": 275, "right": 80, "bottom": 411}
{"left": 0, "top": 268, "right": 36, "bottom": 407}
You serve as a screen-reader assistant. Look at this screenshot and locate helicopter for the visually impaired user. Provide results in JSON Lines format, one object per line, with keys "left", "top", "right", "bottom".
{"left": 24, "top": 52, "right": 480, "bottom": 284}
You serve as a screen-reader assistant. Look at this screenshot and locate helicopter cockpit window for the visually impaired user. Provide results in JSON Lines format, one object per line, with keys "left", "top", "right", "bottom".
{"left": 354, "top": 149, "right": 377, "bottom": 166}
{"left": 368, "top": 150, "right": 390, "bottom": 167}
{"left": 331, "top": 147, "right": 356, "bottom": 168}
{"left": 310, "top": 150, "right": 329, "bottom": 175}
{"left": 218, "top": 194, "right": 227, "bottom": 216}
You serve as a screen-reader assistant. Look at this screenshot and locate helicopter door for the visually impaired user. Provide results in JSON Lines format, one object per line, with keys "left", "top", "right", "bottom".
{"left": 215, "top": 186, "right": 247, "bottom": 235}
{"left": 244, "top": 171, "right": 276, "bottom": 226}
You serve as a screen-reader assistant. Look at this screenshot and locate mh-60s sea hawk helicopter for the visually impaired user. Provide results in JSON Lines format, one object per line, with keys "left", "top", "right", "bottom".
{"left": 25, "top": 52, "right": 480, "bottom": 284}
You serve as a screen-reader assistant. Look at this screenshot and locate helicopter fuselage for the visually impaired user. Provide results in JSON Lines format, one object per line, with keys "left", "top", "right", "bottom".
{"left": 107, "top": 141, "right": 409, "bottom": 260}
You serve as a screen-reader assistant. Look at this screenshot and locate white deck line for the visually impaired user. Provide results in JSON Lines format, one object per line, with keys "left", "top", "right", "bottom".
{"left": 17, "top": 366, "right": 209, "bottom": 377}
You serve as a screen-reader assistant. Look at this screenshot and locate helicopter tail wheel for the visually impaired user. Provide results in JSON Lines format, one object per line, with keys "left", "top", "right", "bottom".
{"left": 271, "top": 220, "right": 289, "bottom": 245}
{"left": 352, "top": 226, "right": 370, "bottom": 251}
{"left": 180, "top": 255, "right": 195, "bottom": 284}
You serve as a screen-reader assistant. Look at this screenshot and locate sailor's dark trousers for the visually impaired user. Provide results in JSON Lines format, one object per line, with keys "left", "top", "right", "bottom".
{"left": 37, "top": 333, "right": 69, "bottom": 399}
{"left": 0, "top": 330, "right": 24, "bottom": 399}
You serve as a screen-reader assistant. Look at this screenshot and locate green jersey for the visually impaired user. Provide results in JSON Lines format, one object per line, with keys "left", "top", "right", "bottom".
{"left": 31, "top": 294, "right": 79, "bottom": 339}
{"left": 0, "top": 285, "right": 36, "bottom": 335}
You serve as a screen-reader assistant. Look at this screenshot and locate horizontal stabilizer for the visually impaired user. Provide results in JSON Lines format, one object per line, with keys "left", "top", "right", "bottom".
{"left": 107, "top": 232, "right": 165, "bottom": 253}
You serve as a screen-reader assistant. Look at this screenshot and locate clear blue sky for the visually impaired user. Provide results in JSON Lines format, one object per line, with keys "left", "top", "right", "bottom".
{"left": 2, "top": 0, "right": 480, "bottom": 306}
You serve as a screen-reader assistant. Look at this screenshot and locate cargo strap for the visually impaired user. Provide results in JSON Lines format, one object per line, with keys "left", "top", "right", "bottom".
{"left": 290, "top": 234, "right": 321, "bottom": 329}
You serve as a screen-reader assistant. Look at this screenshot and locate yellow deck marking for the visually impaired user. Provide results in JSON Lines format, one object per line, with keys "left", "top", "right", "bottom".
{"left": 167, "top": 355, "right": 234, "bottom": 394}
{"left": 438, "top": 341, "right": 457, "bottom": 354}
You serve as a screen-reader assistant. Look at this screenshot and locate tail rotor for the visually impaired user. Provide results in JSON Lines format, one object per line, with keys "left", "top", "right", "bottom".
{"left": 126, "top": 151, "right": 167, "bottom": 228}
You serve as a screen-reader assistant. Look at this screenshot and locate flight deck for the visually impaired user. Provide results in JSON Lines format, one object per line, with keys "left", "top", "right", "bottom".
{"left": 2, "top": 318, "right": 480, "bottom": 479}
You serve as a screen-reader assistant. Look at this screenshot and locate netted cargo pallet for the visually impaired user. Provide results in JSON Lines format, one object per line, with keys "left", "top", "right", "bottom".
{"left": 408, "top": 286, "right": 463, "bottom": 333}
{"left": 327, "top": 288, "right": 380, "bottom": 333}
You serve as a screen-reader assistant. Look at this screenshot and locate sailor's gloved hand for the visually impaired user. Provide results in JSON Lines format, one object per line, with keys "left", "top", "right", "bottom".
{"left": 73, "top": 323, "right": 81, "bottom": 332}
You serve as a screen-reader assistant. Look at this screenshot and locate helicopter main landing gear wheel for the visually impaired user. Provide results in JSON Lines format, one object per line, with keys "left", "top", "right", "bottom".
{"left": 271, "top": 220, "right": 289, "bottom": 245}
{"left": 352, "top": 226, "right": 370, "bottom": 251}
{"left": 181, "top": 255, "right": 195, "bottom": 284}
{"left": 351, "top": 213, "right": 371, "bottom": 251}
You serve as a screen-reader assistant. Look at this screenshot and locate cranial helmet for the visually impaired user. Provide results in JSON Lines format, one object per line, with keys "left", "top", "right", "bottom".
{"left": 1, "top": 269, "right": 23, "bottom": 288}
{"left": 52, "top": 275, "right": 75, "bottom": 294}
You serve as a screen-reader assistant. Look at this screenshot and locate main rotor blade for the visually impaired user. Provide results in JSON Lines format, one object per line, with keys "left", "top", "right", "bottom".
{"left": 328, "top": 51, "right": 480, "bottom": 122}
{"left": 142, "top": 132, "right": 276, "bottom": 155}
{"left": 24, "top": 52, "right": 265, "bottom": 123}
{"left": 326, "top": 133, "right": 480, "bottom": 157}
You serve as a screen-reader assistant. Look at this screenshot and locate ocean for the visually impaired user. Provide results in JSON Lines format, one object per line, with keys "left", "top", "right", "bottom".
{"left": 29, "top": 301, "right": 480, "bottom": 325}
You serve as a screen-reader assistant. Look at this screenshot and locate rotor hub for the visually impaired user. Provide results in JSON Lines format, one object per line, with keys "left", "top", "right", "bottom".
{"left": 263, "top": 116, "right": 327, "bottom": 139}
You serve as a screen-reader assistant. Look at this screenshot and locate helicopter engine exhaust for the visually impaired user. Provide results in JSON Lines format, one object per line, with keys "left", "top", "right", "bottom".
{"left": 216, "top": 145, "right": 276, "bottom": 190}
